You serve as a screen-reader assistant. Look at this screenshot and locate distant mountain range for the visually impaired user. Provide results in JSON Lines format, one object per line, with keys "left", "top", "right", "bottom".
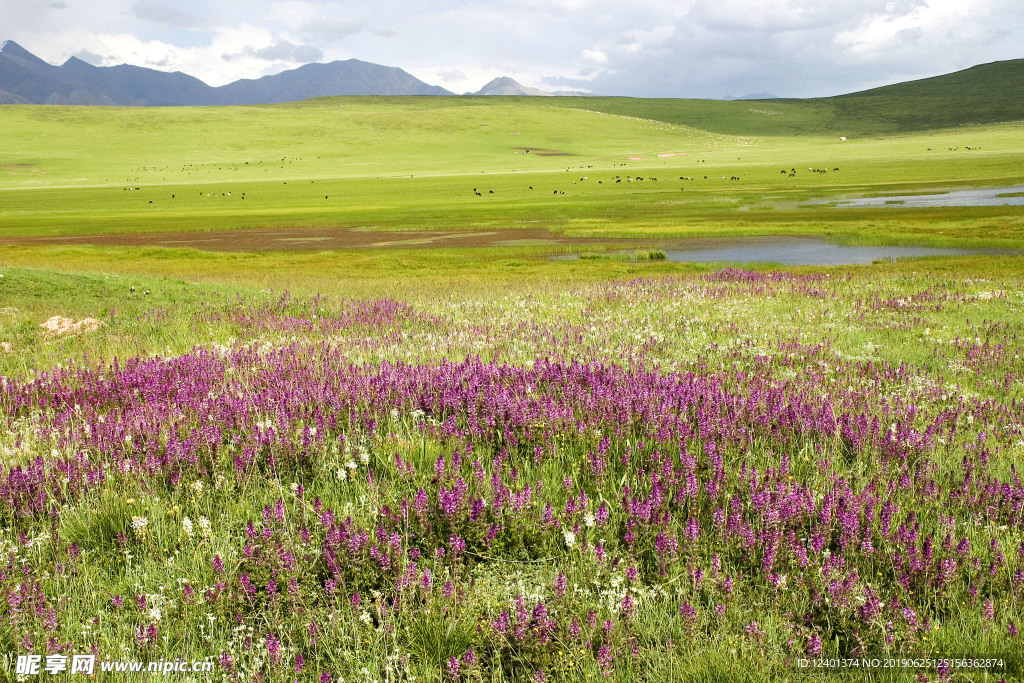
{"left": 0, "top": 40, "right": 597, "bottom": 105}
{"left": 4, "top": 39, "right": 1020, "bottom": 112}
{"left": 470, "top": 76, "right": 590, "bottom": 97}
{"left": 0, "top": 40, "right": 455, "bottom": 104}
{"left": 721, "top": 92, "right": 779, "bottom": 101}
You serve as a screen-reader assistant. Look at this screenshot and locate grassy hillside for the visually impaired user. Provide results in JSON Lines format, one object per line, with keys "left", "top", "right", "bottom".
{"left": 549, "top": 59, "right": 1024, "bottom": 136}
{"left": 826, "top": 58, "right": 1024, "bottom": 134}
{"left": 0, "top": 98, "right": 725, "bottom": 189}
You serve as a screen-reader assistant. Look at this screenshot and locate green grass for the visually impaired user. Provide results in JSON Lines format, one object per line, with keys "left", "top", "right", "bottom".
{"left": 3, "top": 259, "right": 1024, "bottom": 682}
{"left": 1, "top": 90, "right": 1022, "bottom": 259}
{"left": 2, "top": 70, "right": 1024, "bottom": 683}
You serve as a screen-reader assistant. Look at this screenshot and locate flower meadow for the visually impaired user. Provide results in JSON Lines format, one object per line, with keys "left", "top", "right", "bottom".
{"left": 2, "top": 267, "right": 1024, "bottom": 682}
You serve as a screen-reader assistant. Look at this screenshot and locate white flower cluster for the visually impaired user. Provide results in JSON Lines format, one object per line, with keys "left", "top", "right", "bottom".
{"left": 131, "top": 516, "right": 149, "bottom": 536}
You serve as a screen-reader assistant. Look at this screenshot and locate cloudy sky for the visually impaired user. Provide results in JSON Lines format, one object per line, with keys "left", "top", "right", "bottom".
{"left": 2, "top": 0, "right": 1021, "bottom": 98}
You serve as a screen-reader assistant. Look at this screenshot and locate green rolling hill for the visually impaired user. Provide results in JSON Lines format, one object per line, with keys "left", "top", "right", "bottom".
{"left": 547, "top": 58, "right": 1024, "bottom": 137}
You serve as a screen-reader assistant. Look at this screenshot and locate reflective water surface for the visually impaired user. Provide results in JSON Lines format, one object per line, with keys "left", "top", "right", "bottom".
{"left": 659, "top": 237, "right": 1012, "bottom": 265}
{"left": 558, "top": 236, "right": 1016, "bottom": 265}
{"left": 819, "top": 185, "right": 1024, "bottom": 209}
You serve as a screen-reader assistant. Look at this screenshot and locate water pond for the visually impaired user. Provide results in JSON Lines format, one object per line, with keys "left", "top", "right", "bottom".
{"left": 815, "top": 185, "right": 1024, "bottom": 209}
{"left": 564, "top": 237, "right": 1015, "bottom": 266}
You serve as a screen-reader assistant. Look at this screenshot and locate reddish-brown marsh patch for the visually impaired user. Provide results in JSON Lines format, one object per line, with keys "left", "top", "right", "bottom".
{"left": 0, "top": 225, "right": 641, "bottom": 252}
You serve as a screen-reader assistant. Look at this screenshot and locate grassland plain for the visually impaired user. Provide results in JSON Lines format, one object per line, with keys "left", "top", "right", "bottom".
{"left": 2, "top": 99, "right": 1023, "bottom": 246}
{"left": 2, "top": 88, "right": 1024, "bottom": 683}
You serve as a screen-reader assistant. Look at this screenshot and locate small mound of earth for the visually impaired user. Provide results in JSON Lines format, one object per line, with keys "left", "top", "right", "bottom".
{"left": 41, "top": 316, "right": 103, "bottom": 336}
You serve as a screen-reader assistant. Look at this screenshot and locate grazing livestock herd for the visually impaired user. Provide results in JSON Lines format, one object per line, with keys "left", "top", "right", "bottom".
{"left": 468, "top": 163, "right": 841, "bottom": 197}
{"left": 121, "top": 154, "right": 845, "bottom": 208}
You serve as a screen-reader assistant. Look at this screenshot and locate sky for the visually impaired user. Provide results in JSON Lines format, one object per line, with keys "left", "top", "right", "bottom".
{"left": 2, "top": 0, "right": 1021, "bottom": 98}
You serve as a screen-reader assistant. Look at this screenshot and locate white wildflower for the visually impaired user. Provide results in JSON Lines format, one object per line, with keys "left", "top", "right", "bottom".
{"left": 182, "top": 517, "right": 194, "bottom": 538}
{"left": 131, "top": 516, "right": 149, "bottom": 536}
{"left": 563, "top": 530, "right": 577, "bottom": 548}
{"left": 198, "top": 516, "right": 212, "bottom": 538}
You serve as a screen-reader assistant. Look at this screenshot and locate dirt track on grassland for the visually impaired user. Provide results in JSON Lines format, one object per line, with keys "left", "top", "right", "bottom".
{"left": 0, "top": 225, "right": 649, "bottom": 252}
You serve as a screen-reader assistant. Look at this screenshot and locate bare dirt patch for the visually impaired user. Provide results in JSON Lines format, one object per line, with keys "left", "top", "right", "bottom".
{"left": 40, "top": 316, "right": 103, "bottom": 336}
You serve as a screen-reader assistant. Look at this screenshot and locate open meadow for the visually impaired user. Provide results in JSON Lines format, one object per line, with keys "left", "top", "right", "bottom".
{"left": 2, "top": 84, "right": 1024, "bottom": 682}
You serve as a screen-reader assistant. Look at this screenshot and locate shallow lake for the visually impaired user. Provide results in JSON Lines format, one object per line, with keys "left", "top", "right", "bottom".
{"left": 815, "top": 185, "right": 1024, "bottom": 209}
{"left": 565, "top": 237, "right": 1016, "bottom": 266}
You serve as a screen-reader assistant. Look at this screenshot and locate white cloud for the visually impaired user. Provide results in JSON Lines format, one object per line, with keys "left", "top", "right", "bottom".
{"left": 2, "top": 0, "right": 1020, "bottom": 97}
{"left": 617, "top": 24, "right": 674, "bottom": 55}
{"left": 132, "top": 1, "right": 207, "bottom": 29}
{"left": 437, "top": 68, "right": 467, "bottom": 82}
